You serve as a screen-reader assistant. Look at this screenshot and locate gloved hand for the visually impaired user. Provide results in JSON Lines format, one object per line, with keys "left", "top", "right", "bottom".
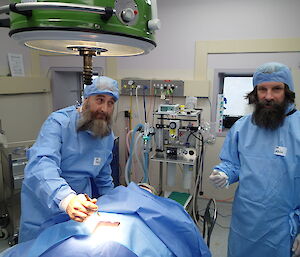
{"left": 66, "top": 194, "right": 98, "bottom": 222}
{"left": 292, "top": 234, "right": 300, "bottom": 257}
{"left": 209, "top": 170, "right": 229, "bottom": 188}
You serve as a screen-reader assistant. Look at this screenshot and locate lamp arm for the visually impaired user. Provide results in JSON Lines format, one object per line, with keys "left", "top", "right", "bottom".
{"left": 147, "top": 0, "right": 160, "bottom": 31}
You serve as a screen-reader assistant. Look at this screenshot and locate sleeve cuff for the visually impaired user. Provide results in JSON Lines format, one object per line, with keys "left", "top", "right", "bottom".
{"left": 59, "top": 193, "right": 76, "bottom": 212}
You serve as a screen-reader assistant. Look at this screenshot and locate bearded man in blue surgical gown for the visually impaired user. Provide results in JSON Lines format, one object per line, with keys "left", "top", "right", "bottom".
{"left": 19, "top": 76, "right": 119, "bottom": 242}
{"left": 209, "top": 62, "right": 300, "bottom": 257}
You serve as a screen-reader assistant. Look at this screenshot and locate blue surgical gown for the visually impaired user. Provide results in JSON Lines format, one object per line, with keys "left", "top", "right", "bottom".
{"left": 214, "top": 105, "right": 300, "bottom": 257}
{"left": 1, "top": 183, "right": 211, "bottom": 257}
{"left": 19, "top": 106, "right": 115, "bottom": 242}
{"left": 98, "top": 182, "right": 211, "bottom": 257}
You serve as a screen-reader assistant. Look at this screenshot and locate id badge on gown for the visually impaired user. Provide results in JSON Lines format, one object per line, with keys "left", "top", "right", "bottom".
{"left": 94, "top": 157, "right": 102, "bottom": 165}
{"left": 274, "top": 146, "right": 287, "bottom": 157}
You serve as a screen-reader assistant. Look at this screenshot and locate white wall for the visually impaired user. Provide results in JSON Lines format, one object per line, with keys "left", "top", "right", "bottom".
{"left": 0, "top": 0, "right": 299, "bottom": 199}
{"left": 0, "top": 93, "right": 51, "bottom": 142}
{"left": 0, "top": 27, "right": 32, "bottom": 76}
{"left": 117, "top": 0, "right": 300, "bottom": 78}
{"left": 0, "top": 25, "right": 52, "bottom": 144}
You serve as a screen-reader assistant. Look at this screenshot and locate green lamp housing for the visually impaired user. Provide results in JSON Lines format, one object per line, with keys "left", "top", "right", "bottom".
{"left": 6, "top": 0, "right": 159, "bottom": 56}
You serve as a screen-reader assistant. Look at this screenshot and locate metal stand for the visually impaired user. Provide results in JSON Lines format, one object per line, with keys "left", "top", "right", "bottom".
{"left": 151, "top": 109, "right": 202, "bottom": 202}
{"left": 0, "top": 146, "right": 28, "bottom": 246}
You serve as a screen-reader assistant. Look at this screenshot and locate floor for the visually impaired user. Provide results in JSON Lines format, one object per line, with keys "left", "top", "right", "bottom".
{"left": 206, "top": 201, "right": 232, "bottom": 257}
{"left": 0, "top": 200, "right": 232, "bottom": 257}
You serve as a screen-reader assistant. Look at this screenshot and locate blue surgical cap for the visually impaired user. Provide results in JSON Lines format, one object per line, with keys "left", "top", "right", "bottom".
{"left": 253, "top": 62, "right": 294, "bottom": 92}
{"left": 84, "top": 76, "right": 119, "bottom": 101}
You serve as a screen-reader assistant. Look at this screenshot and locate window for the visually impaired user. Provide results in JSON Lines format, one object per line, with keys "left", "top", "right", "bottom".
{"left": 215, "top": 72, "right": 253, "bottom": 135}
{"left": 223, "top": 76, "right": 253, "bottom": 116}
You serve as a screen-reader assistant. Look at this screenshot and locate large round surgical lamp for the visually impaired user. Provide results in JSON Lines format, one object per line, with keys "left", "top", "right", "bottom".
{"left": 0, "top": 0, "right": 160, "bottom": 84}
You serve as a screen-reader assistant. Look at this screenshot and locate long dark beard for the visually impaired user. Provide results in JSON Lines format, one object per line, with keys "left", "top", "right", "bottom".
{"left": 77, "top": 106, "right": 112, "bottom": 138}
{"left": 252, "top": 100, "right": 288, "bottom": 130}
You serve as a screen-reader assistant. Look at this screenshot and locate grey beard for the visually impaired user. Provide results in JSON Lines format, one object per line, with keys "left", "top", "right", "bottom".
{"left": 77, "top": 108, "right": 112, "bottom": 138}
{"left": 252, "top": 100, "right": 287, "bottom": 130}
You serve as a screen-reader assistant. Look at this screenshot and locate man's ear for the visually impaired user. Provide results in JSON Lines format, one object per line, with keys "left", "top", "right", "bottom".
{"left": 82, "top": 98, "right": 89, "bottom": 111}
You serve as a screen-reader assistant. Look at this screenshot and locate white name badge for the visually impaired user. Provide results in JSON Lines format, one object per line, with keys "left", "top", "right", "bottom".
{"left": 93, "top": 157, "right": 102, "bottom": 166}
{"left": 274, "top": 146, "right": 287, "bottom": 157}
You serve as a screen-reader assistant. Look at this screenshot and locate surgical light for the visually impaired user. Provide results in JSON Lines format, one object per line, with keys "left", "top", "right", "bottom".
{"left": 0, "top": 0, "right": 160, "bottom": 84}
